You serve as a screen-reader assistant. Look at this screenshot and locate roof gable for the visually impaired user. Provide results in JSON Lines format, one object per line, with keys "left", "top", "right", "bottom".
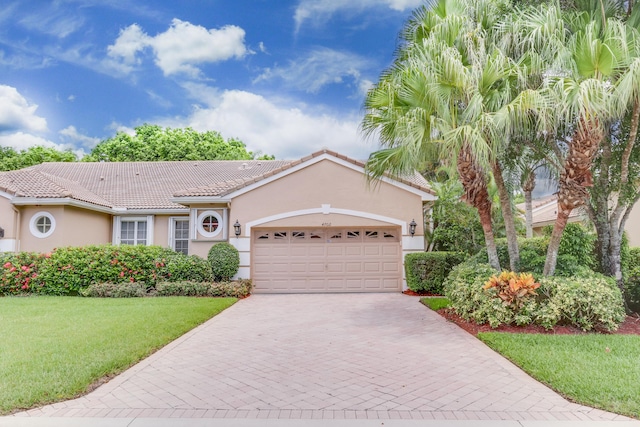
{"left": 174, "top": 150, "right": 435, "bottom": 201}
{"left": 0, "top": 150, "right": 434, "bottom": 211}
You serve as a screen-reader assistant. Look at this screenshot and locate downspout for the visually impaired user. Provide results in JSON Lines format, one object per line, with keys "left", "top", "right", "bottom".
{"left": 12, "top": 206, "right": 20, "bottom": 252}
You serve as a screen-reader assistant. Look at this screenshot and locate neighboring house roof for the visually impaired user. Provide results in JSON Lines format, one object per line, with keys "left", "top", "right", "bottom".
{"left": 0, "top": 149, "right": 433, "bottom": 212}
{"left": 516, "top": 194, "right": 586, "bottom": 228}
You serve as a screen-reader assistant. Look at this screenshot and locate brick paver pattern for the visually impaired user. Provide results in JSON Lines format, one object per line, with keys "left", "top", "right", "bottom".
{"left": 16, "top": 294, "right": 632, "bottom": 421}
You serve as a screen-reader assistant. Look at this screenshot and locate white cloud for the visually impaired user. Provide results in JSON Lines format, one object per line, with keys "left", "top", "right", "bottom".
{"left": 18, "top": 6, "right": 85, "bottom": 39}
{"left": 0, "top": 85, "right": 48, "bottom": 134}
{"left": 0, "top": 132, "right": 60, "bottom": 151}
{"left": 294, "top": 0, "right": 422, "bottom": 31}
{"left": 59, "top": 125, "right": 100, "bottom": 148}
{"left": 254, "top": 47, "right": 373, "bottom": 94}
{"left": 107, "top": 19, "right": 249, "bottom": 77}
{"left": 107, "top": 24, "right": 150, "bottom": 66}
{"left": 162, "top": 89, "right": 372, "bottom": 159}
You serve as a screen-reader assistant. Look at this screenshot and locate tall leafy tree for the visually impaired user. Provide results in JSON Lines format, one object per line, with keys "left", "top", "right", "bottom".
{"left": 84, "top": 124, "right": 273, "bottom": 162}
{"left": 0, "top": 146, "right": 77, "bottom": 171}
{"left": 362, "top": 0, "right": 543, "bottom": 270}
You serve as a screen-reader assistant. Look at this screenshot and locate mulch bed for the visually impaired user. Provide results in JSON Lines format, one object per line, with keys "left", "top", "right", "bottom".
{"left": 413, "top": 292, "right": 640, "bottom": 335}
{"left": 437, "top": 308, "right": 640, "bottom": 336}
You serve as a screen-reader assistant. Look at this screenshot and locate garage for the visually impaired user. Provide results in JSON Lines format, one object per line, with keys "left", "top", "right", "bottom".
{"left": 252, "top": 227, "right": 402, "bottom": 293}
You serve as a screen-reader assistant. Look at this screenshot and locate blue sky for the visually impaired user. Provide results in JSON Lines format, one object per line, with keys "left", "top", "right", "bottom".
{"left": 0, "top": 0, "right": 424, "bottom": 159}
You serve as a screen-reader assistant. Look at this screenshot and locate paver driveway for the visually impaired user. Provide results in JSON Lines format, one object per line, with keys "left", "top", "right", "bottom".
{"left": 17, "top": 294, "right": 632, "bottom": 421}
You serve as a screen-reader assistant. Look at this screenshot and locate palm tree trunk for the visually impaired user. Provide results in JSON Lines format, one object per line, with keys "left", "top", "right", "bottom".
{"left": 544, "top": 120, "right": 603, "bottom": 276}
{"left": 457, "top": 145, "right": 500, "bottom": 270}
{"left": 543, "top": 205, "right": 570, "bottom": 276}
{"left": 522, "top": 170, "right": 536, "bottom": 238}
{"left": 492, "top": 161, "right": 520, "bottom": 270}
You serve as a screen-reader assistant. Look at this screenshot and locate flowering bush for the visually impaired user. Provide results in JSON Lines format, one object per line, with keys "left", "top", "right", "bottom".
{"left": 0, "top": 252, "right": 44, "bottom": 295}
{"left": 1, "top": 245, "right": 213, "bottom": 295}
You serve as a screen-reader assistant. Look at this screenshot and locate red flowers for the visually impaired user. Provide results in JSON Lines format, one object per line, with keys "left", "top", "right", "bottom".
{"left": 3, "top": 262, "right": 11, "bottom": 269}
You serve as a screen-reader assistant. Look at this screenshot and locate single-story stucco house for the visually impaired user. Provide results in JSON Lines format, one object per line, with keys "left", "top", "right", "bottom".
{"left": 519, "top": 194, "right": 640, "bottom": 247}
{"left": 0, "top": 150, "right": 435, "bottom": 293}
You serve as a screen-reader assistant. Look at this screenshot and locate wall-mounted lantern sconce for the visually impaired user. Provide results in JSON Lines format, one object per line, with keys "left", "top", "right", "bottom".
{"left": 0, "top": 227, "right": 4, "bottom": 239}
{"left": 409, "top": 219, "right": 417, "bottom": 237}
{"left": 233, "top": 220, "right": 241, "bottom": 237}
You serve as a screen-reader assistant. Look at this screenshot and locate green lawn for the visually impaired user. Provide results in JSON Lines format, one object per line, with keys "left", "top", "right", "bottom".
{"left": 0, "top": 296, "right": 236, "bottom": 414}
{"left": 420, "top": 296, "right": 451, "bottom": 311}
{"left": 479, "top": 333, "right": 640, "bottom": 418}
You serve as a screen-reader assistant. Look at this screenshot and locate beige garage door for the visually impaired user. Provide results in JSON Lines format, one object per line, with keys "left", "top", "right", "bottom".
{"left": 252, "top": 227, "right": 402, "bottom": 293}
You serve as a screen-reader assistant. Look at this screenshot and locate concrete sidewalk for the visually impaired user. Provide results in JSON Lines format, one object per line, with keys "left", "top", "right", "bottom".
{"left": 8, "top": 294, "right": 638, "bottom": 424}
{"left": 2, "top": 418, "right": 640, "bottom": 427}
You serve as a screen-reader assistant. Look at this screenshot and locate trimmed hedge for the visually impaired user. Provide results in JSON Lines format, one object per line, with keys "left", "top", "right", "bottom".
{"left": 443, "top": 260, "right": 626, "bottom": 331}
{"left": 0, "top": 245, "right": 212, "bottom": 296}
{"left": 208, "top": 242, "right": 240, "bottom": 281}
{"left": 156, "top": 279, "right": 252, "bottom": 298}
{"left": 625, "top": 247, "right": 640, "bottom": 313}
{"left": 405, "top": 251, "right": 466, "bottom": 294}
{"left": 81, "top": 282, "right": 149, "bottom": 298}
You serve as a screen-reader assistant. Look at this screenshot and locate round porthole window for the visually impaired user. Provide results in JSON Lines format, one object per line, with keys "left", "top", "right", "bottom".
{"left": 197, "top": 210, "right": 223, "bottom": 238}
{"left": 29, "top": 212, "right": 56, "bottom": 238}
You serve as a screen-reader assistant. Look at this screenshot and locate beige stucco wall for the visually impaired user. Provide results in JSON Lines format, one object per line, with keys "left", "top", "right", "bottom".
{"left": 0, "top": 196, "right": 16, "bottom": 239}
{"left": 231, "top": 159, "right": 424, "bottom": 233}
{"left": 626, "top": 204, "right": 640, "bottom": 247}
{"left": 153, "top": 215, "right": 170, "bottom": 248}
{"left": 19, "top": 206, "right": 111, "bottom": 253}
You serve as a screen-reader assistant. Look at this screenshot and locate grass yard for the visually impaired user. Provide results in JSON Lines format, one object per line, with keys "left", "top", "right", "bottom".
{"left": 0, "top": 296, "right": 236, "bottom": 414}
{"left": 420, "top": 297, "right": 451, "bottom": 311}
{"left": 480, "top": 333, "right": 640, "bottom": 418}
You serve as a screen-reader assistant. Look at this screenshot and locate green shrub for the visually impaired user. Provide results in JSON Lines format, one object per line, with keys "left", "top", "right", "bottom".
{"left": 444, "top": 260, "right": 625, "bottom": 331}
{"left": 208, "top": 242, "right": 240, "bottom": 281}
{"left": 165, "top": 255, "right": 212, "bottom": 282}
{"left": 537, "top": 274, "right": 626, "bottom": 331}
{"left": 472, "top": 224, "right": 595, "bottom": 275}
{"left": 210, "top": 279, "right": 252, "bottom": 298}
{"left": 36, "top": 245, "right": 177, "bottom": 295}
{"left": 155, "top": 281, "right": 214, "bottom": 297}
{"left": 405, "top": 251, "right": 466, "bottom": 294}
{"left": 156, "top": 279, "right": 252, "bottom": 298}
{"left": 444, "top": 261, "right": 529, "bottom": 327}
{"left": 624, "top": 247, "right": 640, "bottom": 313}
{"left": 81, "top": 282, "right": 149, "bottom": 298}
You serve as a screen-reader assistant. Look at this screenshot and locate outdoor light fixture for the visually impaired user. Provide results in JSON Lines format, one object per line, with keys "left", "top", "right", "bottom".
{"left": 234, "top": 220, "right": 241, "bottom": 237}
{"left": 409, "top": 219, "right": 417, "bottom": 237}
{"left": 0, "top": 227, "right": 4, "bottom": 239}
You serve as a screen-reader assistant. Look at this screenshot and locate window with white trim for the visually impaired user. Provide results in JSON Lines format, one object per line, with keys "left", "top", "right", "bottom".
{"left": 113, "top": 216, "right": 154, "bottom": 246}
{"left": 196, "top": 210, "right": 225, "bottom": 239}
{"left": 29, "top": 212, "right": 56, "bottom": 238}
{"left": 170, "top": 218, "right": 189, "bottom": 255}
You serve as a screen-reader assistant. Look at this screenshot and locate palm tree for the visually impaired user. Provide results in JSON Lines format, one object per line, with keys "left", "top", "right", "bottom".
{"left": 362, "top": 0, "right": 548, "bottom": 271}
{"left": 514, "top": 2, "right": 631, "bottom": 275}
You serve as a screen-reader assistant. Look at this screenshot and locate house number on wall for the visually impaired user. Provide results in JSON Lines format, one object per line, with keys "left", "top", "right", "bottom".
{"left": 322, "top": 222, "right": 332, "bottom": 227}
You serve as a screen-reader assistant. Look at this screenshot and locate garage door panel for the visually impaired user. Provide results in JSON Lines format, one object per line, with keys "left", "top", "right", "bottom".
{"left": 364, "top": 262, "right": 382, "bottom": 273}
{"left": 307, "top": 262, "right": 325, "bottom": 273}
{"left": 345, "top": 246, "right": 362, "bottom": 256}
{"left": 308, "top": 246, "right": 326, "bottom": 256}
{"left": 253, "top": 227, "right": 401, "bottom": 293}
{"left": 383, "top": 278, "right": 401, "bottom": 289}
{"left": 383, "top": 262, "right": 400, "bottom": 272}
{"left": 345, "top": 262, "right": 363, "bottom": 273}
{"left": 383, "top": 245, "right": 400, "bottom": 256}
